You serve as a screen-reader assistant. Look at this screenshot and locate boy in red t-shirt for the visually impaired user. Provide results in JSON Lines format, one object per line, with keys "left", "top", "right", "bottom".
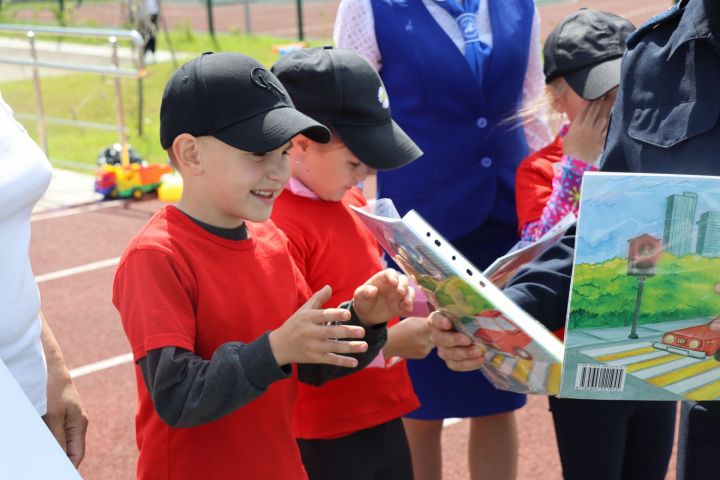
{"left": 112, "top": 52, "right": 415, "bottom": 480}
{"left": 270, "top": 47, "right": 432, "bottom": 480}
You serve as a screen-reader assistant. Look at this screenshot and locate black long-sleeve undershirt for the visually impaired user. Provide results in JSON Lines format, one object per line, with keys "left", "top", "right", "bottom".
{"left": 137, "top": 309, "right": 386, "bottom": 428}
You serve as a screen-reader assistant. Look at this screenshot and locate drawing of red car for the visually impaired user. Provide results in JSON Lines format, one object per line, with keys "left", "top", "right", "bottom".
{"left": 652, "top": 317, "right": 720, "bottom": 361}
{"left": 467, "top": 310, "right": 534, "bottom": 360}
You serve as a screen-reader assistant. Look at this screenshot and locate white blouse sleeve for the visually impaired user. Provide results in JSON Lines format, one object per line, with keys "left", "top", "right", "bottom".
{"left": 333, "top": 0, "right": 383, "bottom": 72}
{"left": 522, "top": 9, "right": 553, "bottom": 154}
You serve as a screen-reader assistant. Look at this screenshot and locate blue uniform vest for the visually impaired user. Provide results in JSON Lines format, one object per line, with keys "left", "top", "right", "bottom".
{"left": 371, "top": 0, "right": 533, "bottom": 240}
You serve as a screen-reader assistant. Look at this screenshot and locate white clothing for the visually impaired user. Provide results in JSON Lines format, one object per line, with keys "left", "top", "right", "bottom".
{"left": 145, "top": 0, "right": 160, "bottom": 16}
{"left": 334, "top": 0, "right": 553, "bottom": 153}
{"left": 0, "top": 96, "right": 52, "bottom": 415}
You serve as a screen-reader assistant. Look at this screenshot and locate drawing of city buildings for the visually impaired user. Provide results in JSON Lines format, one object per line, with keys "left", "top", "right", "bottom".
{"left": 663, "top": 192, "right": 720, "bottom": 257}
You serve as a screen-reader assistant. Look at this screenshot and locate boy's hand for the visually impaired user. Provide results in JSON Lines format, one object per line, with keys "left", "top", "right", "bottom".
{"left": 269, "top": 286, "right": 368, "bottom": 368}
{"left": 352, "top": 269, "right": 414, "bottom": 326}
{"left": 384, "top": 316, "right": 434, "bottom": 360}
{"left": 563, "top": 93, "right": 614, "bottom": 165}
{"left": 429, "top": 311, "right": 486, "bottom": 371}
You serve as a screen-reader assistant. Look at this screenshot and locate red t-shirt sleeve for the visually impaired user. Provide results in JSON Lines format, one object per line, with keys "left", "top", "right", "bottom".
{"left": 277, "top": 218, "right": 310, "bottom": 281}
{"left": 515, "top": 158, "right": 555, "bottom": 232}
{"left": 113, "top": 249, "right": 197, "bottom": 361}
{"left": 273, "top": 226, "right": 312, "bottom": 306}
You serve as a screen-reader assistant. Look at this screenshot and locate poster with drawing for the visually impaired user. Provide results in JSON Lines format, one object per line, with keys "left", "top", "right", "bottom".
{"left": 561, "top": 172, "right": 720, "bottom": 400}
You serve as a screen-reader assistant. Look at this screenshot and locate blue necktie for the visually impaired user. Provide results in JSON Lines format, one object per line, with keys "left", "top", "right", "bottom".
{"left": 433, "top": 0, "right": 491, "bottom": 83}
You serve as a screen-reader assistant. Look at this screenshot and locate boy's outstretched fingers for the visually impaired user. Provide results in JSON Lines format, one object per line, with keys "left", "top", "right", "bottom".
{"left": 353, "top": 270, "right": 414, "bottom": 325}
{"left": 303, "top": 284, "right": 334, "bottom": 310}
{"left": 271, "top": 285, "right": 373, "bottom": 367}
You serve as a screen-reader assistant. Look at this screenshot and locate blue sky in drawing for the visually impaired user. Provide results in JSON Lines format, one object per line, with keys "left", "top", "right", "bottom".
{"left": 576, "top": 173, "right": 720, "bottom": 264}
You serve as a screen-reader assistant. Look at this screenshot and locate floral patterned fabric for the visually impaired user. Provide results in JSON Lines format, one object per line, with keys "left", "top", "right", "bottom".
{"left": 520, "top": 123, "right": 598, "bottom": 242}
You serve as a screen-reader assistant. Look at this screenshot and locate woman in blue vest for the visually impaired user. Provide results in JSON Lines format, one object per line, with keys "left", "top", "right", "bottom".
{"left": 335, "top": 1, "right": 551, "bottom": 478}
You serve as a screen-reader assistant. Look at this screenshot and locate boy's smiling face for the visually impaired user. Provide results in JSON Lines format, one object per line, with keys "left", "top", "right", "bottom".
{"left": 290, "top": 135, "right": 371, "bottom": 202}
{"left": 178, "top": 135, "right": 292, "bottom": 227}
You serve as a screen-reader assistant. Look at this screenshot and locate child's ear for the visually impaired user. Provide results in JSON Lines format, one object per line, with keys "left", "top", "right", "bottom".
{"left": 547, "top": 79, "right": 567, "bottom": 115}
{"left": 171, "top": 134, "right": 203, "bottom": 175}
{"left": 292, "top": 134, "right": 311, "bottom": 153}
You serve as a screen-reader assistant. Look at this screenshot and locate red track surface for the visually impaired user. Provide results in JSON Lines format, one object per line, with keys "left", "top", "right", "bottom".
{"left": 25, "top": 1, "right": 681, "bottom": 478}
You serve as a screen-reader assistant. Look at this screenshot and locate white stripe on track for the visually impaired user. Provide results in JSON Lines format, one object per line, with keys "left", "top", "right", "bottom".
{"left": 35, "top": 257, "right": 121, "bottom": 283}
{"left": 70, "top": 353, "right": 134, "bottom": 379}
{"left": 31, "top": 200, "right": 126, "bottom": 222}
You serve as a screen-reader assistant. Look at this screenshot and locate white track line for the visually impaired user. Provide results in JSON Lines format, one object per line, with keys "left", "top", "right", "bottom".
{"left": 70, "top": 353, "right": 134, "bottom": 379}
{"left": 31, "top": 200, "right": 126, "bottom": 222}
{"left": 35, "top": 257, "right": 121, "bottom": 284}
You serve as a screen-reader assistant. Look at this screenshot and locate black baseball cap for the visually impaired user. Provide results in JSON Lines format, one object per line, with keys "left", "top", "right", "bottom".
{"left": 160, "top": 52, "right": 331, "bottom": 152}
{"left": 543, "top": 9, "right": 635, "bottom": 100}
{"left": 271, "top": 46, "right": 421, "bottom": 171}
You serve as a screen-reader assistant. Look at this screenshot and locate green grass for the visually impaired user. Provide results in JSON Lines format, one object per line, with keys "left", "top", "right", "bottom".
{"left": 0, "top": 30, "right": 329, "bottom": 169}
{"left": 569, "top": 254, "right": 720, "bottom": 329}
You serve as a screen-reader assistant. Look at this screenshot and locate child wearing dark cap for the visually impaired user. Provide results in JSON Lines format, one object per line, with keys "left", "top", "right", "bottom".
{"left": 516, "top": 8, "right": 634, "bottom": 243}
{"left": 270, "top": 46, "right": 431, "bottom": 480}
{"left": 112, "top": 51, "right": 415, "bottom": 480}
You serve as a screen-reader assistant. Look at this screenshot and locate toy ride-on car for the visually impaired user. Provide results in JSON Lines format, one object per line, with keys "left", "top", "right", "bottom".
{"left": 94, "top": 144, "right": 173, "bottom": 200}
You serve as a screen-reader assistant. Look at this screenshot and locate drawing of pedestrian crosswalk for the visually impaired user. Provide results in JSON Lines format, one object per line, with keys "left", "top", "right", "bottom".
{"left": 483, "top": 352, "right": 561, "bottom": 395}
{"left": 580, "top": 342, "right": 720, "bottom": 400}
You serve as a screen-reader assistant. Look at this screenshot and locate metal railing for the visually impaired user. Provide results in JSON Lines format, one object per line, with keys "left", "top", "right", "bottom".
{"left": 0, "top": 24, "right": 145, "bottom": 163}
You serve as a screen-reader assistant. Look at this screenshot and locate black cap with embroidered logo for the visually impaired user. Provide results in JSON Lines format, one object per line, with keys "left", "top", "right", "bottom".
{"left": 160, "top": 52, "right": 331, "bottom": 152}
{"left": 271, "top": 46, "right": 421, "bottom": 170}
{"left": 543, "top": 9, "right": 635, "bottom": 100}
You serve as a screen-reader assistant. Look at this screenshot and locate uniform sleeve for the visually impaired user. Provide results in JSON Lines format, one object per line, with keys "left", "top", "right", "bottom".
{"left": 334, "top": 0, "right": 382, "bottom": 71}
{"left": 597, "top": 40, "right": 632, "bottom": 172}
{"left": 137, "top": 335, "right": 291, "bottom": 428}
{"left": 521, "top": 8, "right": 553, "bottom": 153}
{"left": 502, "top": 228, "right": 576, "bottom": 333}
{"left": 113, "top": 249, "right": 198, "bottom": 360}
{"left": 597, "top": 83, "right": 627, "bottom": 172}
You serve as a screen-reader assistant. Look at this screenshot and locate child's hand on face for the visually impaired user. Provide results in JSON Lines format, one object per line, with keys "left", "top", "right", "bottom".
{"left": 269, "top": 286, "right": 368, "bottom": 368}
{"left": 352, "top": 269, "right": 415, "bottom": 326}
{"left": 384, "top": 316, "right": 434, "bottom": 360}
{"left": 563, "top": 93, "right": 615, "bottom": 165}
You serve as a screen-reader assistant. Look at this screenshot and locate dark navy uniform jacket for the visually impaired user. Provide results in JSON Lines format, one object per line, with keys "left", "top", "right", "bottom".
{"left": 504, "top": 0, "right": 720, "bottom": 332}
{"left": 602, "top": 0, "right": 720, "bottom": 175}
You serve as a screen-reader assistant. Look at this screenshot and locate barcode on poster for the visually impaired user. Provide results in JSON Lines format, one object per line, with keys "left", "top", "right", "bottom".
{"left": 575, "top": 364, "right": 626, "bottom": 391}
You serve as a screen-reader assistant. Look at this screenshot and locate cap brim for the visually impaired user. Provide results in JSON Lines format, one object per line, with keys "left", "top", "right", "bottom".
{"left": 214, "top": 106, "right": 331, "bottom": 153}
{"left": 564, "top": 57, "right": 623, "bottom": 101}
{"left": 334, "top": 120, "right": 422, "bottom": 171}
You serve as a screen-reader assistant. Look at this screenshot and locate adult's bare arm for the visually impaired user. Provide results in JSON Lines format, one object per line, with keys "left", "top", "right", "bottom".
{"left": 41, "top": 314, "right": 88, "bottom": 468}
